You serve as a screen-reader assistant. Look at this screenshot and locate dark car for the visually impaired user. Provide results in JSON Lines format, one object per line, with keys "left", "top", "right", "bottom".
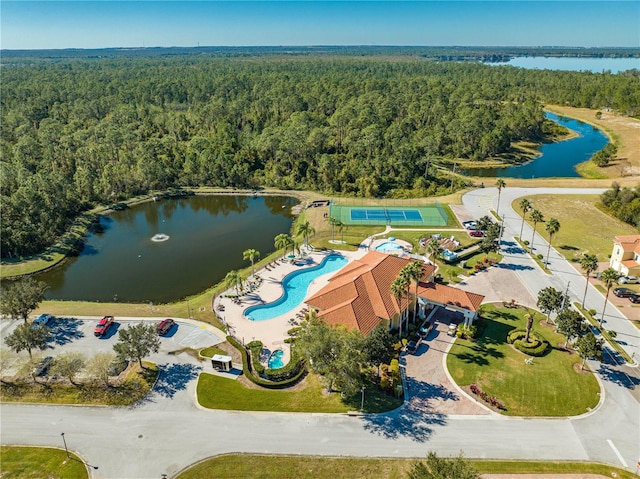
{"left": 629, "top": 294, "right": 640, "bottom": 304}
{"left": 33, "top": 314, "right": 53, "bottom": 329}
{"left": 613, "top": 287, "right": 635, "bottom": 298}
{"left": 418, "top": 322, "right": 433, "bottom": 339}
{"left": 94, "top": 316, "right": 114, "bottom": 337}
{"left": 157, "top": 318, "right": 175, "bottom": 336}
{"left": 32, "top": 356, "right": 54, "bottom": 376}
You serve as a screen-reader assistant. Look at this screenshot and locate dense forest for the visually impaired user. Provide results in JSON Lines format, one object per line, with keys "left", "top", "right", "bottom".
{"left": 2, "top": 55, "right": 639, "bottom": 257}
{"left": 601, "top": 183, "right": 640, "bottom": 229}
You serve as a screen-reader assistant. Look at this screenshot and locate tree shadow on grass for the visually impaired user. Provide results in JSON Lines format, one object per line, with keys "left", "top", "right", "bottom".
{"left": 47, "top": 318, "right": 85, "bottom": 346}
{"left": 152, "top": 362, "right": 201, "bottom": 399}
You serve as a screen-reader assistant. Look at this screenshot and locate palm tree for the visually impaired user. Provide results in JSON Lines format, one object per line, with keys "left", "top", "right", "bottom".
{"left": 242, "top": 248, "right": 260, "bottom": 278}
{"left": 296, "top": 220, "right": 315, "bottom": 248}
{"left": 495, "top": 179, "right": 506, "bottom": 217}
{"left": 599, "top": 268, "right": 621, "bottom": 326}
{"left": 274, "top": 233, "right": 292, "bottom": 259}
{"left": 426, "top": 238, "right": 443, "bottom": 262}
{"left": 579, "top": 254, "right": 599, "bottom": 308}
{"left": 390, "top": 279, "right": 405, "bottom": 338}
{"left": 524, "top": 311, "right": 534, "bottom": 343}
{"left": 518, "top": 198, "right": 531, "bottom": 240}
{"left": 337, "top": 220, "right": 346, "bottom": 243}
{"left": 530, "top": 209, "right": 544, "bottom": 250}
{"left": 405, "top": 261, "right": 425, "bottom": 324}
{"left": 224, "top": 270, "right": 243, "bottom": 297}
{"left": 327, "top": 216, "right": 338, "bottom": 241}
{"left": 544, "top": 218, "right": 561, "bottom": 266}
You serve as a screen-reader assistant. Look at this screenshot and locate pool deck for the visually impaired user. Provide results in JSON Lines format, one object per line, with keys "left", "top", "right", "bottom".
{"left": 214, "top": 245, "right": 370, "bottom": 365}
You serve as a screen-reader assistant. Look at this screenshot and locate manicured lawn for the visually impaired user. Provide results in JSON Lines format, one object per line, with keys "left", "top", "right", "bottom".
{"left": 175, "top": 454, "right": 635, "bottom": 479}
{"left": 447, "top": 305, "right": 600, "bottom": 416}
{"left": 511, "top": 194, "right": 637, "bottom": 262}
{"left": 199, "top": 346, "right": 228, "bottom": 358}
{"left": 0, "top": 362, "right": 158, "bottom": 406}
{"left": 0, "top": 446, "right": 89, "bottom": 479}
{"left": 197, "top": 372, "right": 402, "bottom": 413}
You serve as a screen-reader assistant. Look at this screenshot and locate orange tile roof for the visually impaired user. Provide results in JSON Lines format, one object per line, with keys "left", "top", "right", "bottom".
{"left": 415, "top": 282, "right": 484, "bottom": 312}
{"left": 615, "top": 235, "right": 640, "bottom": 254}
{"left": 306, "top": 251, "right": 483, "bottom": 335}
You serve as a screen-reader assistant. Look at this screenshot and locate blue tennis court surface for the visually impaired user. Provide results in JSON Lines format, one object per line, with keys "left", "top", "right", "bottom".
{"left": 350, "top": 208, "right": 423, "bottom": 222}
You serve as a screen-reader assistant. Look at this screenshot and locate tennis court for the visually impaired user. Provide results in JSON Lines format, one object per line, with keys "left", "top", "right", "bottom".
{"left": 331, "top": 203, "right": 448, "bottom": 227}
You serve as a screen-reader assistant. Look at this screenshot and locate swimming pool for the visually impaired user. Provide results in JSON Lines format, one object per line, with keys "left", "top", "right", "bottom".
{"left": 268, "top": 349, "right": 285, "bottom": 369}
{"left": 244, "top": 254, "right": 348, "bottom": 321}
{"left": 376, "top": 241, "right": 404, "bottom": 253}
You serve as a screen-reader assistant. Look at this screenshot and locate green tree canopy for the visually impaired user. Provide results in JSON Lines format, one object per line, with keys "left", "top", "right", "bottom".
{"left": 0, "top": 278, "right": 48, "bottom": 323}
{"left": 113, "top": 323, "right": 160, "bottom": 369}
{"left": 4, "top": 322, "right": 50, "bottom": 359}
{"left": 576, "top": 331, "right": 603, "bottom": 370}
{"left": 556, "top": 309, "right": 587, "bottom": 348}
{"left": 408, "top": 451, "right": 480, "bottom": 479}
{"left": 536, "top": 287, "right": 565, "bottom": 324}
{"left": 296, "top": 315, "right": 365, "bottom": 396}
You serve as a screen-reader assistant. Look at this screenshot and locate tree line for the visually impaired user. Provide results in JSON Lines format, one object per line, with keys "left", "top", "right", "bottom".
{"left": 2, "top": 56, "right": 639, "bottom": 257}
{"left": 600, "top": 182, "right": 640, "bottom": 229}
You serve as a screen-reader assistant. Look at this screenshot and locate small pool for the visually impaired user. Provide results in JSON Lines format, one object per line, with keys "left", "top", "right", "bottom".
{"left": 244, "top": 254, "right": 348, "bottom": 321}
{"left": 268, "top": 350, "right": 285, "bottom": 369}
{"left": 376, "top": 241, "right": 404, "bottom": 253}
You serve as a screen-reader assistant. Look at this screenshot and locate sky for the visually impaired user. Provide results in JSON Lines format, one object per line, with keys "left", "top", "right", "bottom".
{"left": 1, "top": 1, "right": 639, "bottom": 50}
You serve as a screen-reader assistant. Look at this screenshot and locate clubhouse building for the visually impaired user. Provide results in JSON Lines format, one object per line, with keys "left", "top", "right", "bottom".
{"left": 306, "top": 251, "right": 484, "bottom": 336}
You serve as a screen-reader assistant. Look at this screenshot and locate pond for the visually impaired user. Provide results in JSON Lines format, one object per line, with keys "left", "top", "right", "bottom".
{"left": 36, "top": 195, "right": 297, "bottom": 303}
{"left": 462, "top": 112, "right": 609, "bottom": 178}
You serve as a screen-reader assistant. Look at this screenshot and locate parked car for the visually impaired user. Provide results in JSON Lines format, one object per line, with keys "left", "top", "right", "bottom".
{"left": 629, "top": 294, "right": 640, "bottom": 304}
{"left": 613, "top": 287, "right": 636, "bottom": 298}
{"left": 94, "top": 316, "right": 114, "bottom": 337}
{"left": 462, "top": 221, "right": 477, "bottom": 230}
{"left": 469, "top": 230, "right": 485, "bottom": 238}
{"left": 157, "top": 318, "right": 175, "bottom": 336}
{"left": 619, "top": 276, "right": 640, "bottom": 284}
{"left": 418, "top": 322, "right": 433, "bottom": 339}
{"left": 32, "top": 356, "right": 54, "bottom": 376}
{"left": 447, "top": 323, "right": 458, "bottom": 337}
{"left": 33, "top": 314, "right": 53, "bottom": 329}
{"left": 406, "top": 340, "right": 419, "bottom": 355}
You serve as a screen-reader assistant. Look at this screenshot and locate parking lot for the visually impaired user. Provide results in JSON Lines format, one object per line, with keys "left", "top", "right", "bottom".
{"left": 0, "top": 316, "right": 225, "bottom": 377}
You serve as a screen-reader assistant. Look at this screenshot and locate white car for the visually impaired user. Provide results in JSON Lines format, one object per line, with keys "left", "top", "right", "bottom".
{"left": 462, "top": 221, "right": 477, "bottom": 230}
{"left": 619, "top": 276, "right": 640, "bottom": 284}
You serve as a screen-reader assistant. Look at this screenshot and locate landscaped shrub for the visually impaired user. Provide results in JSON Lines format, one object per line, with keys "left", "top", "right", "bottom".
{"left": 507, "top": 329, "right": 550, "bottom": 356}
{"left": 468, "top": 383, "right": 505, "bottom": 410}
{"left": 247, "top": 340, "right": 265, "bottom": 375}
{"left": 537, "top": 254, "right": 544, "bottom": 260}
{"left": 226, "top": 336, "right": 307, "bottom": 389}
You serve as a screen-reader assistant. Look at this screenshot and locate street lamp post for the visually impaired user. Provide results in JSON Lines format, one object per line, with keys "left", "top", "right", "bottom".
{"left": 61, "top": 432, "right": 69, "bottom": 458}
{"left": 360, "top": 386, "right": 366, "bottom": 410}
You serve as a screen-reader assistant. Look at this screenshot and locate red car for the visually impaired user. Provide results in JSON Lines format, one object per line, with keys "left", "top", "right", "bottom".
{"left": 157, "top": 318, "right": 175, "bottom": 336}
{"left": 469, "top": 230, "right": 485, "bottom": 238}
{"left": 94, "top": 316, "right": 114, "bottom": 337}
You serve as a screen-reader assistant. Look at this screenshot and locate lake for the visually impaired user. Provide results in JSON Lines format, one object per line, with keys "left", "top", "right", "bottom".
{"left": 487, "top": 56, "right": 639, "bottom": 73}
{"left": 36, "top": 195, "right": 297, "bottom": 303}
{"left": 462, "top": 112, "right": 609, "bottom": 178}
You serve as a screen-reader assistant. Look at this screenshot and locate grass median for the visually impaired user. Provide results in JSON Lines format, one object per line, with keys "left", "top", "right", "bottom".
{"left": 175, "top": 454, "right": 636, "bottom": 479}
{"left": 0, "top": 446, "right": 89, "bottom": 479}
{"left": 197, "top": 373, "right": 402, "bottom": 413}
{"left": 446, "top": 304, "right": 600, "bottom": 416}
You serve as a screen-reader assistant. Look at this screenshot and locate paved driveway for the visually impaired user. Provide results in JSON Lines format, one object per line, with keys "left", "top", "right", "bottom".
{"left": 403, "top": 309, "right": 490, "bottom": 416}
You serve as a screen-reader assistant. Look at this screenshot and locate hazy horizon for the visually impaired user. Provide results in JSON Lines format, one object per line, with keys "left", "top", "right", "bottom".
{"left": 2, "top": 1, "right": 638, "bottom": 50}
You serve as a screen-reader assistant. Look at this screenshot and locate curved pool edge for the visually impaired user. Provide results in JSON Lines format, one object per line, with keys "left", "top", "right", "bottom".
{"left": 244, "top": 254, "right": 348, "bottom": 322}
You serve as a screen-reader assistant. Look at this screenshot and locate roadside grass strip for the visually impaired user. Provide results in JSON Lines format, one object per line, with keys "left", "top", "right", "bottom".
{"left": 0, "top": 446, "right": 89, "bottom": 479}
{"left": 446, "top": 304, "right": 600, "bottom": 416}
{"left": 175, "top": 454, "right": 637, "bottom": 479}
{"left": 0, "top": 362, "right": 158, "bottom": 406}
{"left": 197, "top": 372, "right": 402, "bottom": 413}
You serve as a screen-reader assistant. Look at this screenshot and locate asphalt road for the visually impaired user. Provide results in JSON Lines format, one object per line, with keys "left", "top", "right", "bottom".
{"left": 1, "top": 188, "right": 639, "bottom": 478}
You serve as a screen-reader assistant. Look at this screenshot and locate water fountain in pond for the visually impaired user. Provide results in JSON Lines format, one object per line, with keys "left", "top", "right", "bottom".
{"left": 151, "top": 234, "right": 170, "bottom": 242}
